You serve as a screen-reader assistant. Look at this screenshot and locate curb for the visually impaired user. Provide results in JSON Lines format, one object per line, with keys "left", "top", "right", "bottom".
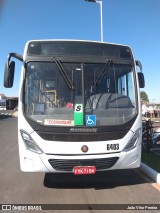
{"left": 0, "top": 112, "right": 18, "bottom": 117}
{"left": 0, "top": 112, "right": 12, "bottom": 116}
{"left": 140, "top": 163, "right": 160, "bottom": 184}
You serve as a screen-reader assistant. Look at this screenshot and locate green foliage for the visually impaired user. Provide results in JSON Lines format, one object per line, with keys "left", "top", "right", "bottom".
{"left": 140, "top": 91, "right": 149, "bottom": 103}
{"left": 141, "top": 151, "right": 160, "bottom": 173}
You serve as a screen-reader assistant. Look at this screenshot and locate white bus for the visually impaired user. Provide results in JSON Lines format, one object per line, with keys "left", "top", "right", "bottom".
{"left": 0, "top": 100, "right": 6, "bottom": 110}
{"left": 4, "top": 40, "right": 145, "bottom": 174}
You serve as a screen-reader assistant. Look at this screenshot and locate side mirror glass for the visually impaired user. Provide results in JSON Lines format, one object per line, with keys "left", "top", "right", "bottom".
{"left": 4, "top": 61, "right": 15, "bottom": 88}
{"left": 138, "top": 72, "right": 145, "bottom": 88}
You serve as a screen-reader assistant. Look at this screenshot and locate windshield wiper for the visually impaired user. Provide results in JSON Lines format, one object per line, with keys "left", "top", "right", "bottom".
{"left": 94, "top": 59, "right": 112, "bottom": 86}
{"left": 52, "top": 57, "right": 74, "bottom": 90}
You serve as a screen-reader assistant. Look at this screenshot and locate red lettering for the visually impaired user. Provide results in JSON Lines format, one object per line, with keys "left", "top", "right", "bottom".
{"left": 46, "top": 119, "right": 72, "bottom": 125}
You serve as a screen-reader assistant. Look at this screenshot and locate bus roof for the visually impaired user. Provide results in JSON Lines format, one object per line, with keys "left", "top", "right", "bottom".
{"left": 24, "top": 39, "right": 133, "bottom": 59}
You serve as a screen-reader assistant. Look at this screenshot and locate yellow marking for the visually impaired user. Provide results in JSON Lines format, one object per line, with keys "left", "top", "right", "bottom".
{"left": 135, "top": 169, "right": 160, "bottom": 191}
{"left": 151, "top": 183, "right": 160, "bottom": 191}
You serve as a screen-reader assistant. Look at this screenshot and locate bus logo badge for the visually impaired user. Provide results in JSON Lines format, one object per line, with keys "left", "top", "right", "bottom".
{"left": 86, "top": 115, "right": 96, "bottom": 126}
{"left": 81, "top": 145, "right": 88, "bottom": 153}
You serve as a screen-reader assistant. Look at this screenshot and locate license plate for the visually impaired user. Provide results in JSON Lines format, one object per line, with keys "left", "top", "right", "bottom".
{"left": 73, "top": 166, "right": 96, "bottom": 175}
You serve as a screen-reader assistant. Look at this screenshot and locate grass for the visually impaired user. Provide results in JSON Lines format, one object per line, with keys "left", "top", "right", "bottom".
{"left": 141, "top": 150, "right": 160, "bottom": 173}
{"left": 141, "top": 117, "right": 160, "bottom": 173}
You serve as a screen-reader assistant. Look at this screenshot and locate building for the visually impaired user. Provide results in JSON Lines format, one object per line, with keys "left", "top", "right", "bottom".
{"left": 0, "top": 93, "right": 18, "bottom": 110}
{"left": 0, "top": 93, "right": 7, "bottom": 100}
{"left": 142, "top": 101, "right": 160, "bottom": 118}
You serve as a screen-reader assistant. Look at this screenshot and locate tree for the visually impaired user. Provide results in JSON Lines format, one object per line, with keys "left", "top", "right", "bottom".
{"left": 140, "top": 91, "right": 149, "bottom": 104}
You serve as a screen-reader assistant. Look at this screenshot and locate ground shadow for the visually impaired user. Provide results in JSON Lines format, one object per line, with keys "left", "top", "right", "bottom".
{"left": 43, "top": 169, "right": 148, "bottom": 189}
{"left": 0, "top": 114, "right": 13, "bottom": 120}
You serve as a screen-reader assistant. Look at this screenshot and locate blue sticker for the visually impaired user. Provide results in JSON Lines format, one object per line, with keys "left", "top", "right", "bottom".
{"left": 86, "top": 115, "right": 96, "bottom": 126}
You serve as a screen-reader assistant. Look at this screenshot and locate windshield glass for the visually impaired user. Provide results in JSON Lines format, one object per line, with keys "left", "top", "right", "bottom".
{"left": 24, "top": 62, "right": 136, "bottom": 126}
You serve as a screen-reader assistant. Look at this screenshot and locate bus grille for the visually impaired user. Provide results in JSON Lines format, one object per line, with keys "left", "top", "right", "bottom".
{"left": 48, "top": 157, "right": 119, "bottom": 172}
{"left": 38, "top": 132, "right": 126, "bottom": 142}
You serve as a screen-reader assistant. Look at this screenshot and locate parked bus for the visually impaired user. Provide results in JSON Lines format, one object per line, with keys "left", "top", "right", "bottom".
{"left": 0, "top": 100, "right": 6, "bottom": 110}
{"left": 4, "top": 40, "right": 145, "bottom": 173}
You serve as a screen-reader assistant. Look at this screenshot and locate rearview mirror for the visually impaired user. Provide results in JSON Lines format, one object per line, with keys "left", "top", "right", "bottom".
{"left": 138, "top": 72, "right": 145, "bottom": 88}
{"left": 3, "top": 52, "right": 23, "bottom": 88}
{"left": 4, "top": 61, "right": 15, "bottom": 88}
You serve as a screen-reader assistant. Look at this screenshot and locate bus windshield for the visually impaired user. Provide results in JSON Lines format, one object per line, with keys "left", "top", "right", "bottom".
{"left": 24, "top": 61, "right": 136, "bottom": 126}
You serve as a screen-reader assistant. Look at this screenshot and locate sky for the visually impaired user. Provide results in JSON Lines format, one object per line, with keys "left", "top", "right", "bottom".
{"left": 0, "top": 0, "right": 160, "bottom": 102}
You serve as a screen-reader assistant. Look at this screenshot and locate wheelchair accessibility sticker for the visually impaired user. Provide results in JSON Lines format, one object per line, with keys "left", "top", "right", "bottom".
{"left": 86, "top": 115, "right": 96, "bottom": 126}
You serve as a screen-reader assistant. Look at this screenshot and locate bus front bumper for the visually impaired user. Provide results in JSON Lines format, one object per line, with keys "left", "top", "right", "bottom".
{"left": 19, "top": 145, "right": 141, "bottom": 172}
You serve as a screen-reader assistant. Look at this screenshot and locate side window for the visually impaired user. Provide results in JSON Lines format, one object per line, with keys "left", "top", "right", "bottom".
{"left": 118, "top": 75, "right": 127, "bottom": 96}
{"left": 127, "top": 72, "right": 135, "bottom": 105}
{"left": 118, "top": 71, "right": 135, "bottom": 105}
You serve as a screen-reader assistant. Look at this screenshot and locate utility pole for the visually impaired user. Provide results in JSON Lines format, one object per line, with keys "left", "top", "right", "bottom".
{"left": 85, "top": 0, "right": 103, "bottom": 42}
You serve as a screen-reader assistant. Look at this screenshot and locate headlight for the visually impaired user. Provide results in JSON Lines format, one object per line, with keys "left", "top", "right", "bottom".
{"left": 124, "top": 128, "right": 141, "bottom": 151}
{"left": 20, "top": 129, "right": 43, "bottom": 154}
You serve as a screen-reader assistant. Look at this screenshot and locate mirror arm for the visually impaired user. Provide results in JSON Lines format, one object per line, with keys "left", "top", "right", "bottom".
{"left": 135, "top": 60, "right": 142, "bottom": 72}
{"left": 8, "top": 53, "right": 23, "bottom": 62}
